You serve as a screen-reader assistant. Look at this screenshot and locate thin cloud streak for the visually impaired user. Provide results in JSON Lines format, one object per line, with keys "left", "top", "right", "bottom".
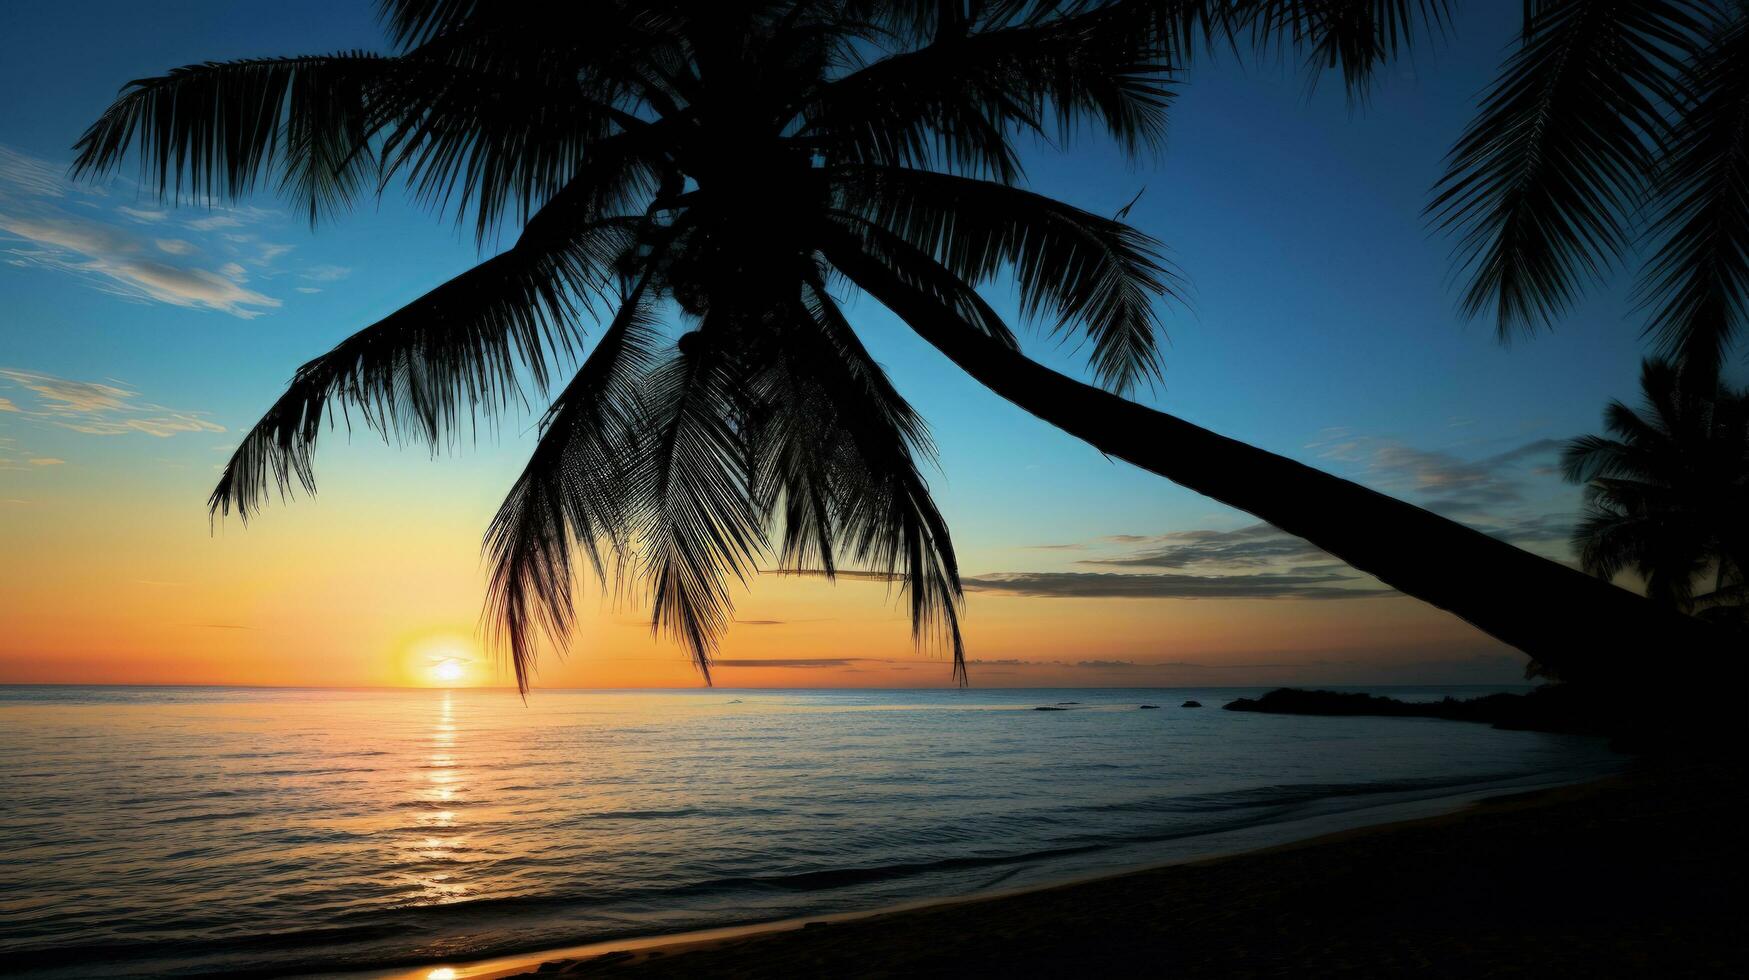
{"left": 0, "top": 368, "right": 224, "bottom": 438}
{"left": 962, "top": 571, "right": 1395, "bottom": 599}
{"left": 0, "top": 144, "right": 304, "bottom": 318}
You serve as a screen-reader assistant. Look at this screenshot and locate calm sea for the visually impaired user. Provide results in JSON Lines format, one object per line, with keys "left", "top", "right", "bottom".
{"left": 0, "top": 685, "right": 1618, "bottom": 978}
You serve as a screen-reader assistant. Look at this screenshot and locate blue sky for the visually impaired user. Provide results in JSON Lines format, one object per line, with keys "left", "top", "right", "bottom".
{"left": 0, "top": 2, "right": 1690, "bottom": 687}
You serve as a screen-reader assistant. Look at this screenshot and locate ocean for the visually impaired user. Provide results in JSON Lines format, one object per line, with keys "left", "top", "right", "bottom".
{"left": 0, "top": 685, "right": 1620, "bottom": 978}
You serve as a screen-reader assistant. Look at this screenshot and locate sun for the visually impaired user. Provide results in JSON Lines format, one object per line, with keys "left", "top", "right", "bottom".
{"left": 431, "top": 659, "right": 466, "bottom": 684}
{"left": 403, "top": 633, "right": 482, "bottom": 687}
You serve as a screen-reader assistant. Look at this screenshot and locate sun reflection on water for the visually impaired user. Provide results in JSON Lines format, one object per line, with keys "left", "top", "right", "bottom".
{"left": 403, "top": 692, "right": 471, "bottom": 905}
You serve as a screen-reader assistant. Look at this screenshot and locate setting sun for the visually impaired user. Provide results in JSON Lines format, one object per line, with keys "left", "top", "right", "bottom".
{"left": 430, "top": 659, "right": 466, "bottom": 685}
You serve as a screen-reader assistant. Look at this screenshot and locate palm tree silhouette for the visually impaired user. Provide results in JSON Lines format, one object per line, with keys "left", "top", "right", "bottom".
{"left": 1565, "top": 359, "right": 1748, "bottom": 625}
{"left": 1433, "top": 1, "right": 1749, "bottom": 375}
{"left": 71, "top": 1, "right": 1737, "bottom": 692}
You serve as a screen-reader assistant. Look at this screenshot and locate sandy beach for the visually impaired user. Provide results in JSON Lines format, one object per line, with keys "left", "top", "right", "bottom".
{"left": 469, "top": 759, "right": 1745, "bottom": 978}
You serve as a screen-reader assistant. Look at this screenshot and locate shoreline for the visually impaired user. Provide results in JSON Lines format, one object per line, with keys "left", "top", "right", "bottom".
{"left": 332, "top": 764, "right": 1635, "bottom": 980}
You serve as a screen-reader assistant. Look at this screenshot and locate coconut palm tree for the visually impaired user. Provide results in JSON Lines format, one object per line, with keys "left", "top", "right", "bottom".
{"left": 1432, "top": 0, "right": 1749, "bottom": 375}
{"left": 1565, "top": 359, "right": 1749, "bottom": 624}
{"left": 71, "top": 0, "right": 1737, "bottom": 693}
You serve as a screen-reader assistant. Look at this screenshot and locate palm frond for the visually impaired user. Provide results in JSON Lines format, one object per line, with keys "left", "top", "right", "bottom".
{"left": 1635, "top": 12, "right": 1749, "bottom": 370}
{"left": 1245, "top": 1, "right": 1452, "bottom": 96}
{"left": 793, "top": 281, "right": 966, "bottom": 680}
{"left": 483, "top": 279, "right": 660, "bottom": 694}
{"left": 1429, "top": 0, "right": 1706, "bottom": 338}
{"left": 379, "top": 0, "right": 477, "bottom": 49}
{"left": 824, "top": 211, "right": 1022, "bottom": 348}
{"left": 801, "top": 0, "right": 1173, "bottom": 177}
{"left": 210, "top": 183, "right": 647, "bottom": 521}
{"left": 632, "top": 320, "right": 769, "bottom": 678}
{"left": 833, "top": 165, "right": 1178, "bottom": 392}
{"left": 71, "top": 54, "right": 396, "bottom": 222}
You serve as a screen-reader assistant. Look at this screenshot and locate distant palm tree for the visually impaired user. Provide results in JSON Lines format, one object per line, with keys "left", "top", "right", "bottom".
{"left": 1565, "top": 359, "right": 1749, "bottom": 624}
{"left": 72, "top": 1, "right": 1735, "bottom": 692}
{"left": 1432, "top": 0, "right": 1749, "bottom": 374}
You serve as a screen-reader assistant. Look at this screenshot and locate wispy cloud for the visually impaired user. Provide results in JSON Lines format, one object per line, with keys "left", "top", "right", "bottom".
{"left": 0, "top": 368, "right": 224, "bottom": 438}
{"left": 962, "top": 570, "right": 1394, "bottom": 599}
{"left": 0, "top": 146, "right": 70, "bottom": 198}
{"left": 712, "top": 658, "right": 863, "bottom": 668}
{"left": 0, "top": 144, "right": 317, "bottom": 318}
{"left": 301, "top": 263, "right": 350, "bottom": 282}
{"left": 115, "top": 206, "right": 168, "bottom": 223}
{"left": 0, "top": 212, "right": 280, "bottom": 317}
{"left": 1310, "top": 433, "right": 1567, "bottom": 518}
{"left": 1077, "top": 523, "right": 1329, "bottom": 572}
{"left": 185, "top": 214, "right": 242, "bottom": 231}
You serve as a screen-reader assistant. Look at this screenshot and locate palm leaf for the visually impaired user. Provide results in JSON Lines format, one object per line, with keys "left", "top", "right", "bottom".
{"left": 632, "top": 320, "right": 769, "bottom": 679}
{"left": 71, "top": 53, "right": 397, "bottom": 222}
{"left": 1635, "top": 12, "right": 1749, "bottom": 369}
{"left": 483, "top": 278, "right": 660, "bottom": 694}
{"left": 209, "top": 172, "right": 651, "bottom": 520}
{"left": 832, "top": 165, "right": 1178, "bottom": 392}
{"left": 1428, "top": 0, "right": 1706, "bottom": 338}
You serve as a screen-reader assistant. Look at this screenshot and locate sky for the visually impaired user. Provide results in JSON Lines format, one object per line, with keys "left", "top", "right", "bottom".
{"left": 0, "top": 2, "right": 1685, "bottom": 690}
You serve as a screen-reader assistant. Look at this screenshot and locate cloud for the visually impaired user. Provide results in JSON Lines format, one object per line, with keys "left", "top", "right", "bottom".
{"left": 185, "top": 214, "right": 242, "bottom": 231}
{"left": 763, "top": 568, "right": 904, "bottom": 582}
{"left": 61, "top": 414, "right": 226, "bottom": 437}
{"left": 0, "top": 368, "right": 224, "bottom": 438}
{"left": 28, "top": 457, "right": 64, "bottom": 465}
{"left": 0, "top": 212, "right": 280, "bottom": 316}
{"left": 0, "top": 369, "right": 132, "bottom": 413}
{"left": 0, "top": 396, "right": 17, "bottom": 412}
{"left": 1311, "top": 434, "right": 1567, "bottom": 518}
{"left": 301, "top": 263, "right": 350, "bottom": 282}
{"left": 0, "top": 146, "right": 70, "bottom": 198}
{"left": 115, "top": 206, "right": 167, "bottom": 223}
{"left": 712, "top": 658, "right": 861, "bottom": 668}
{"left": 0, "top": 146, "right": 308, "bottom": 317}
{"left": 1078, "top": 523, "right": 1328, "bottom": 572}
{"left": 962, "top": 571, "right": 1394, "bottom": 599}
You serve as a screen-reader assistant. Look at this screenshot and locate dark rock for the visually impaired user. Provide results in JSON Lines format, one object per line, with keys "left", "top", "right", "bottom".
{"left": 1033, "top": 706, "right": 1070, "bottom": 711}
{"left": 1222, "top": 686, "right": 1609, "bottom": 736}
{"left": 1138, "top": 704, "right": 1160, "bottom": 709}
{"left": 1181, "top": 700, "right": 1203, "bottom": 708}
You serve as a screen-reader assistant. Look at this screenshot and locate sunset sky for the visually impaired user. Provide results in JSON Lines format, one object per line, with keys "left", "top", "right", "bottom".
{"left": 0, "top": 2, "right": 1672, "bottom": 689}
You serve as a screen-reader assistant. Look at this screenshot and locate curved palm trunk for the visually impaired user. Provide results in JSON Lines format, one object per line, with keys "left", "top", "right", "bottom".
{"left": 869, "top": 284, "right": 1742, "bottom": 689}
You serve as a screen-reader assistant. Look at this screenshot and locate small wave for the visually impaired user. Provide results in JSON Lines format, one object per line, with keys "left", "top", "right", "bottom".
{"left": 148, "top": 810, "right": 267, "bottom": 825}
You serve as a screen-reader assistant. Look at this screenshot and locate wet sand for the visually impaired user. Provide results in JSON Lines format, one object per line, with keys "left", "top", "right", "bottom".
{"left": 493, "top": 759, "right": 1744, "bottom": 978}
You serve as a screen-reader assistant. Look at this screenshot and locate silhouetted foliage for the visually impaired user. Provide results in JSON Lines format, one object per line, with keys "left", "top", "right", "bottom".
{"left": 1564, "top": 359, "right": 1749, "bottom": 627}
{"left": 75, "top": 1, "right": 1742, "bottom": 696}
{"left": 1431, "top": 1, "right": 1749, "bottom": 373}
{"left": 85, "top": 1, "right": 1359, "bottom": 690}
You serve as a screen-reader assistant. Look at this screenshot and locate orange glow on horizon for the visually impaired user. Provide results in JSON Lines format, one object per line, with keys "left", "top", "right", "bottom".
{"left": 0, "top": 472, "right": 1530, "bottom": 689}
